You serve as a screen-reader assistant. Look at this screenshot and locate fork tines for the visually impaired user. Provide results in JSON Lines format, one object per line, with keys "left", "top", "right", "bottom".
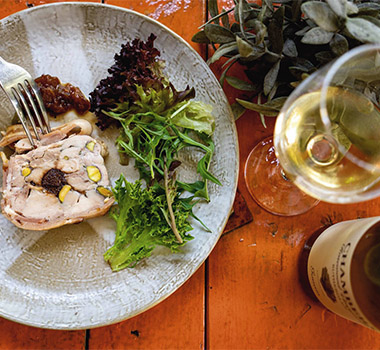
{"left": 9, "top": 79, "right": 51, "bottom": 147}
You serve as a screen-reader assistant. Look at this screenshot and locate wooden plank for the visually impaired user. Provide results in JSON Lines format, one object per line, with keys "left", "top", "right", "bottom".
{"left": 208, "top": 102, "right": 380, "bottom": 349}
{"left": 88, "top": 264, "right": 206, "bottom": 350}
{"left": 206, "top": 1, "right": 380, "bottom": 347}
{"left": 87, "top": 2, "right": 208, "bottom": 345}
{"left": 0, "top": 0, "right": 100, "bottom": 20}
{"left": 207, "top": 176, "right": 380, "bottom": 347}
{"left": 208, "top": 113, "right": 380, "bottom": 347}
{"left": 88, "top": 2, "right": 207, "bottom": 349}
{"left": 0, "top": 317, "right": 85, "bottom": 350}
{"left": 104, "top": 0, "right": 207, "bottom": 54}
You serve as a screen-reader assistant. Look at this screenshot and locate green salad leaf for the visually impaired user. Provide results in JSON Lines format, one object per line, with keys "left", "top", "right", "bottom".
{"left": 90, "top": 35, "right": 220, "bottom": 270}
{"left": 169, "top": 100, "right": 215, "bottom": 136}
{"left": 104, "top": 175, "right": 195, "bottom": 271}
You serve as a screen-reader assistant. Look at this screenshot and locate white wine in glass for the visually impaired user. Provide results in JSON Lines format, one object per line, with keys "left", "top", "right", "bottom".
{"left": 245, "top": 45, "right": 380, "bottom": 215}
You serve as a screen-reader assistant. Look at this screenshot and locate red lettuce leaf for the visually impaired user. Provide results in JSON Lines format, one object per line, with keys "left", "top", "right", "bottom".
{"left": 89, "top": 34, "right": 194, "bottom": 129}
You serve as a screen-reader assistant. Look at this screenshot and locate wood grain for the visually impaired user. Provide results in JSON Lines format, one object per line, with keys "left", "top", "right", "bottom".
{"left": 207, "top": 109, "right": 380, "bottom": 348}
{"left": 0, "top": 0, "right": 100, "bottom": 20}
{"left": 206, "top": 1, "right": 380, "bottom": 348}
{"left": 104, "top": 0, "right": 206, "bottom": 54}
{"left": 0, "top": 317, "right": 85, "bottom": 350}
{"left": 89, "top": 2, "right": 208, "bottom": 349}
{"left": 88, "top": 264, "right": 206, "bottom": 350}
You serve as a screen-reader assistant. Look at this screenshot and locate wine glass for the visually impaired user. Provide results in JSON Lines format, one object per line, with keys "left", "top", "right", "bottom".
{"left": 245, "top": 44, "right": 380, "bottom": 216}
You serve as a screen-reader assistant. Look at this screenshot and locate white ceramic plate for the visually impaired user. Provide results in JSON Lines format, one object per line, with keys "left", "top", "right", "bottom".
{"left": 0, "top": 2, "right": 238, "bottom": 329}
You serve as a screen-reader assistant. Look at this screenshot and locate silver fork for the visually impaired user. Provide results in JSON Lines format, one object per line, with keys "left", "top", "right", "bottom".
{"left": 0, "top": 56, "right": 51, "bottom": 147}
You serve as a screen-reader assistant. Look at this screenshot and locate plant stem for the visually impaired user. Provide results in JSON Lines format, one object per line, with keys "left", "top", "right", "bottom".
{"left": 164, "top": 164, "right": 183, "bottom": 244}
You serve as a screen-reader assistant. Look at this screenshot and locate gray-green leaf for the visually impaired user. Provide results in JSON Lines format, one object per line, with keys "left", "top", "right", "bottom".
{"left": 209, "top": 0, "right": 219, "bottom": 22}
{"left": 291, "top": 0, "right": 303, "bottom": 22}
{"left": 345, "top": 17, "right": 380, "bottom": 43}
{"left": 263, "top": 60, "right": 281, "bottom": 96}
{"left": 326, "top": 0, "right": 347, "bottom": 19}
{"left": 315, "top": 50, "right": 334, "bottom": 64}
{"left": 226, "top": 76, "right": 259, "bottom": 91}
{"left": 289, "top": 66, "right": 309, "bottom": 79}
{"left": 192, "top": 30, "right": 211, "bottom": 44}
{"left": 263, "top": 0, "right": 274, "bottom": 12}
{"left": 249, "top": 20, "right": 267, "bottom": 45}
{"left": 346, "top": 1, "right": 359, "bottom": 15}
{"left": 221, "top": 8, "right": 230, "bottom": 29}
{"left": 301, "top": 27, "right": 334, "bottom": 45}
{"left": 329, "top": 33, "right": 348, "bottom": 56}
{"left": 359, "top": 15, "right": 380, "bottom": 28}
{"left": 230, "top": 22, "right": 240, "bottom": 33}
{"left": 219, "top": 56, "right": 239, "bottom": 86}
{"left": 208, "top": 42, "right": 238, "bottom": 64}
{"left": 301, "top": 1, "right": 340, "bottom": 31}
{"left": 235, "top": 0, "right": 252, "bottom": 23}
{"left": 268, "top": 6, "right": 285, "bottom": 54}
{"left": 199, "top": 8, "right": 234, "bottom": 29}
{"left": 236, "top": 36, "right": 265, "bottom": 59}
{"left": 265, "top": 96, "right": 288, "bottom": 109}
{"left": 230, "top": 102, "right": 246, "bottom": 120}
{"left": 236, "top": 36, "right": 254, "bottom": 57}
{"left": 236, "top": 98, "right": 280, "bottom": 116}
{"left": 283, "top": 38, "right": 298, "bottom": 57}
{"left": 204, "top": 24, "right": 235, "bottom": 44}
{"left": 295, "top": 26, "right": 312, "bottom": 36}
{"left": 357, "top": 3, "right": 380, "bottom": 17}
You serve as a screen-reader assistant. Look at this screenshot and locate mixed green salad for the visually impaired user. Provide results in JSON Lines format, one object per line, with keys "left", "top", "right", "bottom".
{"left": 89, "top": 34, "right": 220, "bottom": 271}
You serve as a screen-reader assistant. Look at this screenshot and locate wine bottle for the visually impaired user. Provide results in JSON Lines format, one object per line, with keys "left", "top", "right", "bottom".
{"left": 299, "top": 217, "right": 380, "bottom": 331}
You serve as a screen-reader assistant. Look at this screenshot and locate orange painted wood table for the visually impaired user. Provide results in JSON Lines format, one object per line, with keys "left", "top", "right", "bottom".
{"left": 1, "top": 0, "right": 380, "bottom": 349}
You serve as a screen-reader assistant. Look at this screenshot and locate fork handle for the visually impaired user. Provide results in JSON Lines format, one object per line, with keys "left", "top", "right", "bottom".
{"left": 0, "top": 56, "right": 7, "bottom": 65}
{"left": 0, "top": 56, "right": 21, "bottom": 83}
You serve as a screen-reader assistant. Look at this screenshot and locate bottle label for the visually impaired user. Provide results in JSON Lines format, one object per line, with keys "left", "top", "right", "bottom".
{"left": 308, "top": 217, "right": 380, "bottom": 331}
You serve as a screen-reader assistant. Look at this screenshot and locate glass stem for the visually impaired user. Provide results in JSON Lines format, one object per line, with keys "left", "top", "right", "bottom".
{"left": 281, "top": 169, "right": 290, "bottom": 182}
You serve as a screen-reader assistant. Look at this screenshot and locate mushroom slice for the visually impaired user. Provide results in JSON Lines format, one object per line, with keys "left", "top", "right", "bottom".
{"left": 0, "top": 119, "right": 93, "bottom": 153}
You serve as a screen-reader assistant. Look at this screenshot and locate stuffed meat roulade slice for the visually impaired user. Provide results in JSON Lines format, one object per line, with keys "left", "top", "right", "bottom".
{"left": 0, "top": 120, "right": 114, "bottom": 230}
